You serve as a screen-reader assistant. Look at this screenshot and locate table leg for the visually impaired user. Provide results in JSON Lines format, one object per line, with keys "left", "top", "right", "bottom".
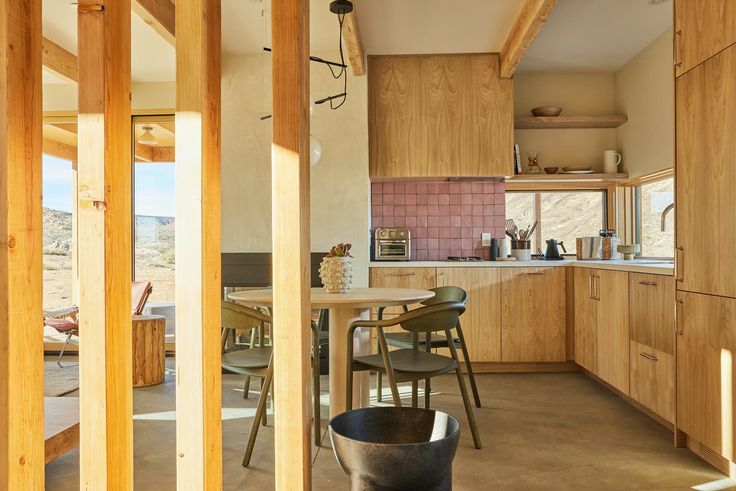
{"left": 328, "top": 307, "right": 370, "bottom": 418}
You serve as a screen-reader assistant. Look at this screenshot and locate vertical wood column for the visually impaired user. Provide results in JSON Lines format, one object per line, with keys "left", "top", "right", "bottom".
{"left": 174, "top": 1, "right": 222, "bottom": 489}
{"left": 77, "top": 1, "right": 133, "bottom": 488}
{"left": 271, "top": 0, "right": 312, "bottom": 488}
{"left": 71, "top": 160, "right": 79, "bottom": 303}
{"left": 0, "top": 0, "right": 45, "bottom": 488}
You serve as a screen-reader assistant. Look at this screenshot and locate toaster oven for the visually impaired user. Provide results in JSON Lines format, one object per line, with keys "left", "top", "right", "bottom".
{"left": 373, "top": 227, "right": 411, "bottom": 261}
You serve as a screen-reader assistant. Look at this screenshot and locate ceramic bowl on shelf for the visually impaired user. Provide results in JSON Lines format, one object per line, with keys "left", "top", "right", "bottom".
{"left": 544, "top": 167, "right": 559, "bottom": 174}
{"left": 617, "top": 243, "right": 641, "bottom": 260}
{"left": 531, "top": 106, "right": 562, "bottom": 117}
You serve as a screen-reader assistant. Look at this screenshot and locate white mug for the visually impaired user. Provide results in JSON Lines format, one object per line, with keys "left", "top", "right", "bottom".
{"left": 603, "top": 150, "right": 622, "bottom": 174}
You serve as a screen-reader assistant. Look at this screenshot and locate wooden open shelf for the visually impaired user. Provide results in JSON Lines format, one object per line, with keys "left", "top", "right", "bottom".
{"left": 507, "top": 172, "right": 629, "bottom": 183}
{"left": 515, "top": 114, "right": 628, "bottom": 129}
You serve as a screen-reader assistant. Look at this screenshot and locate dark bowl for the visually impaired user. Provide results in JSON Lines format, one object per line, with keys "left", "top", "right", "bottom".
{"left": 330, "top": 407, "right": 461, "bottom": 490}
{"left": 531, "top": 105, "right": 562, "bottom": 117}
{"left": 544, "top": 166, "right": 559, "bottom": 174}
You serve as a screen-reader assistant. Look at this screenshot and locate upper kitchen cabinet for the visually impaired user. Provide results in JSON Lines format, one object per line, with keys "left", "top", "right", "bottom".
{"left": 368, "top": 53, "right": 514, "bottom": 178}
{"left": 675, "top": 0, "right": 736, "bottom": 77}
{"left": 676, "top": 44, "right": 736, "bottom": 298}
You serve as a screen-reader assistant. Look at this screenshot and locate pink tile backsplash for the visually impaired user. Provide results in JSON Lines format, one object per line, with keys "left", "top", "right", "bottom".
{"left": 372, "top": 179, "right": 506, "bottom": 260}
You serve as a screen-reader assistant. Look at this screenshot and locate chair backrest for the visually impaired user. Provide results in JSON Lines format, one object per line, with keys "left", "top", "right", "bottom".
{"left": 421, "top": 286, "right": 468, "bottom": 306}
{"left": 221, "top": 300, "right": 272, "bottom": 332}
{"left": 398, "top": 301, "right": 465, "bottom": 334}
{"left": 132, "top": 281, "right": 153, "bottom": 316}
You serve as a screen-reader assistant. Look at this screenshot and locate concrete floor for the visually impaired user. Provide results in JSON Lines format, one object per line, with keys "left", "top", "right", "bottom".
{"left": 45, "top": 360, "right": 734, "bottom": 490}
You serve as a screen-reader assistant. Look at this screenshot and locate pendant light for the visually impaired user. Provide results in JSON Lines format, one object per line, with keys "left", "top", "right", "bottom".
{"left": 138, "top": 126, "right": 156, "bottom": 145}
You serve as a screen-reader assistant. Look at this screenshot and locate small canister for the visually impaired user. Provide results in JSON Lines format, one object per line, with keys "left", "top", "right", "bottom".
{"left": 489, "top": 238, "right": 499, "bottom": 261}
{"left": 510, "top": 239, "right": 531, "bottom": 261}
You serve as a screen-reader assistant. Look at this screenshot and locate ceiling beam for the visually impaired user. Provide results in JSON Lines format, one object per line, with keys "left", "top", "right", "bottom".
{"left": 500, "top": 0, "right": 557, "bottom": 78}
{"left": 132, "top": 0, "right": 175, "bottom": 46}
{"left": 43, "top": 138, "right": 77, "bottom": 162}
{"left": 343, "top": 9, "right": 365, "bottom": 76}
{"left": 42, "top": 37, "right": 78, "bottom": 83}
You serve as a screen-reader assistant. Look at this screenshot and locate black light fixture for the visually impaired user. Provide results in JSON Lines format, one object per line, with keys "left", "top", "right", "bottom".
{"left": 329, "top": 0, "right": 353, "bottom": 15}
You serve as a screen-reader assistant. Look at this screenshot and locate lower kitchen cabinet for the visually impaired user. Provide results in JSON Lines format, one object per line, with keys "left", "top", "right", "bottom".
{"left": 677, "top": 291, "right": 736, "bottom": 456}
{"left": 629, "top": 340, "right": 675, "bottom": 423}
{"left": 574, "top": 268, "right": 598, "bottom": 372}
{"left": 500, "top": 267, "right": 566, "bottom": 362}
{"left": 630, "top": 273, "right": 675, "bottom": 355}
{"left": 369, "top": 267, "right": 437, "bottom": 318}
{"left": 437, "top": 268, "right": 502, "bottom": 362}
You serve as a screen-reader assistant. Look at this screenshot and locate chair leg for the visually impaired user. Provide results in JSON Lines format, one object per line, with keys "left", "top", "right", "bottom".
{"left": 376, "top": 371, "right": 383, "bottom": 403}
{"left": 243, "top": 363, "right": 273, "bottom": 467}
{"left": 57, "top": 333, "right": 73, "bottom": 368}
{"left": 456, "top": 322, "right": 481, "bottom": 408}
{"left": 424, "top": 378, "right": 431, "bottom": 409}
{"left": 446, "top": 329, "right": 481, "bottom": 449}
{"left": 312, "top": 333, "right": 322, "bottom": 447}
{"left": 243, "top": 376, "right": 251, "bottom": 400}
{"left": 261, "top": 377, "right": 268, "bottom": 426}
{"left": 411, "top": 381, "right": 419, "bottom": 408}
{"left": 385, "top": 370, "right": 402, "bottom": 408}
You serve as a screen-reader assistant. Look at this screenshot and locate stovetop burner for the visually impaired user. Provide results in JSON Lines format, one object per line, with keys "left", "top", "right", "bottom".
{"left": 447, "top": 256, "right": 483, "bottom": 262}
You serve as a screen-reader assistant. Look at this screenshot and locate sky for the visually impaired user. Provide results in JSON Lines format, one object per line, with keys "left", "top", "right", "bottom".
{"left": 42, "top": 154, "right": 176, "bottom": 218}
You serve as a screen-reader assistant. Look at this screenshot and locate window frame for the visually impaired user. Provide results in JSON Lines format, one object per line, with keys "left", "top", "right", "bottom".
{"left": 631, "top": 172, "right": 675, "bottom": 259}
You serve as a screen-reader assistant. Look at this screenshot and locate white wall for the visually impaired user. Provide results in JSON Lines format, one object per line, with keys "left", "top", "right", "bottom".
{"left": 221, "top": 52, "right": 370, "bottom": 286}
{"left": 42, "top": 81, "right": 176, "bottom": 112}
{"left": 615, "top": 28, "right": 674, "bottom": 178}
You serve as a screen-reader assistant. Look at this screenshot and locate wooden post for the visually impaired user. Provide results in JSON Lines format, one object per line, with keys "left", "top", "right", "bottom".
{"left": 0, "top": 0, "right": 45, "bottom": 488}
{"left": 174, "top": 0, "right": 222, "bottom": 489}
{"left": 271, "top": 0, "right": 312, "bottom": 488}
{"left": 76, "top": 0, "right": 133, "bottom": 488}
{"left": 71, "top": 160, "right": 79, "bottom": 304}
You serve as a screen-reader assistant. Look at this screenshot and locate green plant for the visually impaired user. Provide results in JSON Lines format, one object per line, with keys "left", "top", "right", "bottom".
{"left": 326, "top": 243, "right": 353, "bottom": 258}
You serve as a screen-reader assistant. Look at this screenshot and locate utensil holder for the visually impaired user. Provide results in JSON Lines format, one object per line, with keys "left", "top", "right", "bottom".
{"left": 511, "top": 240, "right": 531, "bottom": 261}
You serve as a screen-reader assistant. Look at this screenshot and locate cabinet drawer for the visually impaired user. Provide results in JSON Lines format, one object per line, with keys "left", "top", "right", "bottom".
{"left": 630, "top": 273, "right": 675, "bottom": 355}
{"left": 629, "top": 340, "right": 674, "bottom": 423}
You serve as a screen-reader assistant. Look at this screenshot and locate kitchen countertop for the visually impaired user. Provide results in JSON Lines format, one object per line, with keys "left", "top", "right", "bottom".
{"left": 369, "top": 259, "right": 674, "bottom": 276}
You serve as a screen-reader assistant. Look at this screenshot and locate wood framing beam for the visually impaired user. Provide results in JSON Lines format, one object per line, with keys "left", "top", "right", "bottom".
{"left": 175, "top": 0, "right": 222, "bottom": 488}
{"left": 42, "top": 37, "right": 78, "bottom": 83}
{"left": 0, "top": 1, "right": 45, "bottom": 488}
{"left": 343, "top": 9, "right": 365, "bottom": 76}
{"left": 43, "top": 138, "right": 77, "bottom": 162}
{"left": 77, "top": 0, "right": 133, "bottom": 488}
{"left": 132, "top": 0, "right": 175, "bottom": 46}
{"left": 152, "top": 146, "right": 175, "bottom": 162}
{"left": 134, "top": 142, "right": 153, "bottom": 162}
{"left": 271, "top": 0, "right": 313, "bottom": 488}
{"left": 500, "top": 0, "right": 557, "bottom": 78}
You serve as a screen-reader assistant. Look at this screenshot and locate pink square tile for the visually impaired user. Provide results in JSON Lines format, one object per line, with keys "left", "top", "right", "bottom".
{"left": 427, "top": 238, "right": 439, "bottom": 249}
{"left": 438, "top": 206, "right": 450, "bottom": 217}
{"left": 449, "top": 237, "right": 461, "bottom": 248}
{"left": 461, "top": 194, "right": 472, "bottom": 205}
{"left": 416, "top": 250, "right": 428, "bottom": 261}
{"left": 483, "top": 194, "right": 495, "bottom": 205}
{"left": 494, "top": 216, "right": 505, "bottom": 228}
{"left": 461, "top": 227, "right": 472, "bottom": 238}
{"left": 405, "top": 182, "right": 416, "bottom": 194}
{"left": 394, "top": 183, "right": 405, "bottom": 194}
{"left": 394, "top": 216, "right": 406, "bottom": 227}
{"left": 473, "top": 215, "right": 484, "bottom": 227}
{"left": 439, "top": 238, "right": 452, "bottom": 249}
{"left": 438, "top": 182, "right": 450, "bottom": 194}
{"left": 483, "top": 182, "right": 495, "bottom": 194}
{"left": 438, "top": 194, "right": 450, "bottom": 205}
{"left": 372, "top": 193, "right": 383, "bottom": 205}
{"left": 461, "top": 216, "right": 473, "bottom": 227}
{"left": 438, "top": 249, "right": 451, "bottom": 260}
{"left": 461, "top": 204, "right": 473, "bottom": 215}
{"left": 427, "top": 229, "right": 439, "bottom": 240}
{"left": 472, "top": 205, "right": 484, "bottom": 216}
{"left": 383, "top": 182, "right": 394, "bottom": 194}
{"left": 450, "top": 182, "right": 462, "bottom": 194}
{"left": 438, "top": 216, "right": 450, "bottom": 227}
{"left": 416, "top": 183, "right": 428, "bottom": 194}
{"left": 462, "top": 239, "right": 473, "bottom": 250}
{"left": 449, "top": 194, "right": 462, "bottom": 205}
{"left": 439, "top": 227, "right": 451, "bottom": 239}
{"left": 461, "top": 249, "right": 474, "bottom": 257}
{"left": 406, "top": 205, "right": 417, "bottom": 216}
{"left": 384, "top": 194, "right": 395, "bottom": 205}
{"left": 428, "top": 216, "right": 440, "bottom": 227}
{"left": 450, "top": 226, "right": 462, "bottom": 238}
{"left": 416, "top": 193, "right": 428, "bottom": 205}
{"left": 416, "top": 238, "right": 428, "bottom": 249}
{"left": 471, "top": 182, "right": 483, "bottom": 194}
{"left": 426, "top": 250, "right": 440, "bottom": 261}
{"left": 382, "top": 205, "right": 394, "bottom": 216}
{"left": 406, "top": 216, "right": 417, "bottom": 227}
{"left": 372, "top": 205, "right": 382, "bottom": 217}
{"left": 450, "top": 216, "right": 462, "bottom": 227}
{"left": 371, "top": 182, "right": 382, "bottom": 193}
{"left": 484, "top": 205, "right": 495, "bottom": 216}
{"left": 428, "top": 205, "right": 439, "bottom": 216}
{"left": 395, "top": 206, "right": 406, "bottom": 217}
{"left": 484, "top": 216, "right": 495, "bottom": 228}
{"left": 406, "top": 194, "right": 417, "bottom": 205}
{"left": 417, "top": 216, "right": 428, "bottom": 227}
{"left": 495, "top": 204, "right": 505, "bottom": 216}
{"left": 428, "top": 194, "right": 439, "bottom": 206}
{"left": 495, "top": 182, "right": 505, "bottom": 193}
{"left": 472, "top": 194, "right": 484, "bottom": 205}
{"left": 395, "top": 194, "right": 406, "bottom": 206}
{"left": 427, "top": 183, "right": 439, "bottom": 194}
{"left": 415, "top": 228, "right": 428, "bottom": 239}
{"left": 383, "top": 217, "right": 395, "bottom": 227}
{"left": 494, "top": 194, "right": 505, "bottom": 205}
{"left": 416, "top": 205, "right": 428, "bottom": 216}
{"left": 461, "top": 182, "right": 472, "bottom": 194}
{"left": 473, "top": 227, "right": 484, "bottom": 238}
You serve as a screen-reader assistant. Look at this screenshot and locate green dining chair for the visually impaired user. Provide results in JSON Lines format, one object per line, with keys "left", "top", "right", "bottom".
{"left": 346, "top": 301, "right": 482, "bottom": 449}
{"left": 375, "top": 286, "right": 481, "bottom": 409}
{"left": 221, "top": 301, "right": 324, "bottom": 467}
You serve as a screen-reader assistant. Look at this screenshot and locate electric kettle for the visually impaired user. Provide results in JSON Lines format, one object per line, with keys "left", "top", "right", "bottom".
{"left": 544, "top": 239, "right": 566, "bottom": 260}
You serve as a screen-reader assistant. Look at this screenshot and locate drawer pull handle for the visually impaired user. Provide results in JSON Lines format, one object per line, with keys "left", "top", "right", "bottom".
{"left": 675, "top": 299, "right": 684, "bottom": 335}
{"left": 638, "top": 281, "right": 658, "bottom": 286}
{"left": 640, "top": 352, "right": 658, "bottom": 361}
{"left": 389, "top": 272, "right": 416, "bottom": 277}
{"left": 674, "top": 30, "right": 683, "bottom": 68}
{"left": 676, "top": 246, "right": 684, "bottom": 282}
{"left": 524, "top": 272, "right": 544, "bottom": 276}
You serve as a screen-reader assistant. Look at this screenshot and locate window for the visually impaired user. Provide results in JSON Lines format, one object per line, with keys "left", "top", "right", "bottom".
{"left": 635, "top": 177, "right": 674, "bottom": 258}
{"left": 505, "top": 190, "right": 607, "bottom": 254}
{"left": 42, "top": 154, "right": 74, "bottom": 310}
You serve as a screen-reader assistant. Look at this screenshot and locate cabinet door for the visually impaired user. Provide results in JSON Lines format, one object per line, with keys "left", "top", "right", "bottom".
{"left": 630, "top": 341, "right": 675, "bottom": 424}
{"left": 675, "top": 0, "right": 736, "bottom": 76}
{"left": 369, "top": 267, "right": 437, "bottom": 317}
{"left": 437, "top": 268, "right": 502, "bottom": 362}
{"left": 630, "top": 273, "right": 675, "bottom": 355}
{"left": 501, "top": 267, "right": 566, "bottom": 362}
{"left": 677, "top": 291, "right": 736, "bottom": 456}
{"left": 597, "top": 270, "right": 630, "bottom": 394}
{"left": 676, "top": 44, "right": 736, "bottom": 298}
{"left": 574, "top": 268, "right": 598, "bottom": 372}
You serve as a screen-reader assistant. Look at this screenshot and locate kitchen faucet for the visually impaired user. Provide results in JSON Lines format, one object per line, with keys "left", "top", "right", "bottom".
{"left": 660, "top": 203, "right": 674, "bottom": 232}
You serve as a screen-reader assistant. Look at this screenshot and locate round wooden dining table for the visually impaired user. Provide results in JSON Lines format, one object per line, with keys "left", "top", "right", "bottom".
{"left": 227, "top": 287, "right": 434, "bottom": 418}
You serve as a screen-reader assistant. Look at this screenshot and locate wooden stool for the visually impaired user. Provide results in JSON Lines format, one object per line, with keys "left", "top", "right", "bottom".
{"left": 132, "top": 315, "right": 166, "bottom": 387}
